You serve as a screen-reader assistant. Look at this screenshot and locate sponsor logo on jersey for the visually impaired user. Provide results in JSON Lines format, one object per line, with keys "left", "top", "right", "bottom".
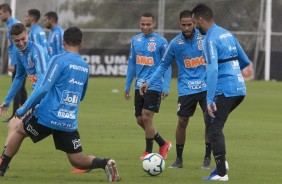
{"left": 136, "top": 55, "right": 154, "bottom": 66}
{"left": 69, "top": 78, "right": 84, "bottom": 86}
{"left": 137, "top": 36, "right": 142, "bottom": 41}
{"left": 220, "top": 32, "right": 232, "bottom": 39}
{"left": 61, "top": 90, "right": 80, "bottom": 106}
{"left": 72, "top": 139, "right": 81, "bottom": 149}
{"left": 188, "top": 80, "right": 207, "bottom": 90}
{"left": 149, "top": 37, "right": 156, "bottom": 41}
{"left": 147, "top": 42, "right": 156, "bottom": 52}
{"left": 58, "top": 109, "right": 76, "bottom": 119}
{"left": 209, "top": 41, "right": 216, "bottom": 59}
{"left": 69, "top": 64, "right": 89, "bottom": 73}
{"left": 184, "top": 56, "right": 206, "bottom": 68}
{"left": 51, "top": 121, "right": 76, "bottom": 129}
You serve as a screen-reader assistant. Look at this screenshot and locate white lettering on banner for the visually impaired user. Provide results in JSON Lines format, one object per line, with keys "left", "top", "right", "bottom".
{"left": 88, "top": 64, "right": 127, "bottom": 76}
{"left": 83, "top": 54, "right": 128, "bottom": 76}
{"left": 82, "top": 55, "right": 101, "bottom": 64}
{"left": 104, "top": 55, "right": 127, "bottom": 64}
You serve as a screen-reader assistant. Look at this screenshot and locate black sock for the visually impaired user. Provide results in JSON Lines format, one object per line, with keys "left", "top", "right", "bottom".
{"left": 1, "top": 146, "right": 7, "bottom": 157}
{"left": 214, "top": 152, "right": 226, "bottom": 176}
{"left": 145, "top": 138, "right": 154, "bottom": 153}
{"left": 92, "top": 158, "right": 107, "bottom": 169}
{"left": 204, "top": 143, "right": 211, "bottom": 159}
{"left": 154, "top": 132, "right": 165, "bottom": 147}
{"left": 0, "top": 154, "right": 12, "bottom": 175}
{"left": 176, "top": 144, "right": 184, "bottom": 161}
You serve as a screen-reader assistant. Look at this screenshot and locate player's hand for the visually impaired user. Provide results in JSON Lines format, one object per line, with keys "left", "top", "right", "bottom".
{"left": 0, "top": 102, "right": 9, "bottom": 117}
{"left": 207, "top": 102, "right": 217, "bottom": 118}
{"left": 161, "top": 92, "right": 169, "bottom": 100}
{"left": 14, "top": 112, "right": 22, "bottom": 119}
{"left": 139, "top": 83, "right": 149, "bottom": 96}
{"left": 124, "top": 91, "right": 131, "bottom": 100}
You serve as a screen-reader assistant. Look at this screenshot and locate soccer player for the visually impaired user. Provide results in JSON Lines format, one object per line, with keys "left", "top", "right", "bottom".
{"left": 192, "top": 4, "right": 250, "bottom": 181}
{"left": 0, "top": 23, "right": 49, "bottom": 169}
{"left": 44, "top": 11, "right": 64, "bottom": 58}
{"left": 25, "top": 9, "right": 48, "bottom": 52}
{"left": 0, "top": 3, "right": 27, "bottom": 122}
{"left": 0, "top": 26, "right": 121, "bottom": 182}
{"left": 124, "top": 13, "right": 172, "bottom": 160}
{"left": 140, "top": 10, "right": 211, "bottom": 169}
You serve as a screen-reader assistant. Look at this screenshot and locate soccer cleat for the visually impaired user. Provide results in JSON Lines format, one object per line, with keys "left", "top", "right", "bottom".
{"left": 70, "top": 168, "right": 92, "bottom": 174}
{"left": 159, "top": 141, "right": 172, "bottom": 159}
{"left": 104, "top": 159, "right": 120, "bottom": 182}
{"left": 202, "top": 174, "right": 229, "bottom": 181}
{"left": 202, "top": 161, "right": 229, "bottom": 180}
{"left": 202, "top": 157, "right": 211, "bottom": 169}
{"left": 168, "top": 158, "right": 183, "bottom": 168}
{"left": 140, "top": 152, "right": 150, "bottom": 160}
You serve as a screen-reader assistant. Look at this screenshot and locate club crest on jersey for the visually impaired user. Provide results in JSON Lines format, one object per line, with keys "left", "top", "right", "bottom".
{"left": 147, "top": 42, "right": 156, "bottom": 52}
{"left": 177, "top": 39, "right": 184, "bottom": 44}
{"left": 197, "top": 40, "right": 203, "bottom": 50}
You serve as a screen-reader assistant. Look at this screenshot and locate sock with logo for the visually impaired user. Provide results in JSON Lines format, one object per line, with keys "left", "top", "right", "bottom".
{"left": 92, "top": 158, "right": 107, "bottom": 169}
{"left": 214, "top": 152, "right": 226, "bottom": 176}
{"left": 176, "top": 144, "right": 184, "bottom": 161}
{"left": 154, "top": 132, "right": 165, "bottom": 147}
{"left": 145, "top": 138, "right": 154, "bottom": 153}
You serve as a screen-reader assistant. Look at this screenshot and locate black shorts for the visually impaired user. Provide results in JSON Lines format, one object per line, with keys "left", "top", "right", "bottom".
{"left": 177, "top": 91, "right": 207, "bottom": 117}
{"left": 134, "top": 89, "right": 161, "bottom": 117}
{"left": 22, "top": 113, "right": 82, "bottom": 153}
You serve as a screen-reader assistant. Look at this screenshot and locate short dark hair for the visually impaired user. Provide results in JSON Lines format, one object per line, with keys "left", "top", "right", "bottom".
{"left": 141, "top": 12, "right": 155, "bottom": 20}
{"left": 28, "top": 9, "right": 41, "bottom": 22}
{"left": 192, "top": 3, "right": 213, "bottom": 21}
{"left": 10, "top": 23, "right": 26, "bottom": 36}
{"left": 179, "top": 10, "right": 192, "bottom": 20}
{"left": 63, "top": 27, "right": 82, "bottom": 46}
{"left": 0, "top": 3, "right": 12, "bottom": 15}
{"left": 45, "top": 11, "right": 58, "bottom": 23}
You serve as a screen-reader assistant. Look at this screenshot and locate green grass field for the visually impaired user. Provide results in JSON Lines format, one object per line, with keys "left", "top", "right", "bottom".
{"left": 0, "top": 75, "right": 281, "bottom": 183}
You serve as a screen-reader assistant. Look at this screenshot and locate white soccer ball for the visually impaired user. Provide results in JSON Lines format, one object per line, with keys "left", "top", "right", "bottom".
{"left": 142, "top": 153, "right": 165, "bottom": 176}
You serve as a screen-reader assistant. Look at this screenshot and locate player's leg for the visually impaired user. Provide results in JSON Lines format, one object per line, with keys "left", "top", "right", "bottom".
{"left": 134, "top": 89, "right": 145, "bottom": 130}
{"left": 141, "top": 90, "right": 171, "bottom": 160}
{"left": 198, "top": 91, "right": 212, "bottom": 169}
{"left": 55, "top": 130, "right": 120, "bottom": 181}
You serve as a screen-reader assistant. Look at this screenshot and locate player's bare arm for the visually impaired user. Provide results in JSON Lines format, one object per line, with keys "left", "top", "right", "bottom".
{"left": 124, "top": 91, "right": 131, "bottom": 100}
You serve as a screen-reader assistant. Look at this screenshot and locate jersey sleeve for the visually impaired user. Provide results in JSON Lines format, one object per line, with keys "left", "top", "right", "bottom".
{"left": 33, "top": 47, "right": 49, "bottom": 90}
{"left": 160, "top": 39, "right": 171, "bottom": 93}
{"left": 80, "top": 72, "right": 89, "bottom": 101}
{"left": 235, "top": 37, "right": 250, "bottom": 70}
{"left": 124, "top": 40, "right": 136, "bottom": 92}
{"left": 4, "top": 60, "right": 26, "bottom": 106}
{"left": 16, "top": 60, "right": 61, "bottom": 116}
{"left": 205, "top": 38, "right": 219, "bottom": 105}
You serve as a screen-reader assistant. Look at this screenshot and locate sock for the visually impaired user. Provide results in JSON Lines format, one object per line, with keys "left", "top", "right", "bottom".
{"left": 0, "top": 154, "right": 12, "bottom": 175}
{"left": 176, "top": 144, "right": 184, "bottom": 161}
{"left": 1, "top": 146, "right": 7, "bottom": 157}
{"left": 92, "top": 158, "right": 107, "bottom": 169}
{"left": 214, "top": 152, "right": 226, "bottom": 176}
{"left": 154, "top": 132, "right": 165, "bottom": 147}
{"left": 204, "top": 143, "right": 211, "bottom": 159}
{"left": 145, "top": 138, "right": 154, "bottom": 153}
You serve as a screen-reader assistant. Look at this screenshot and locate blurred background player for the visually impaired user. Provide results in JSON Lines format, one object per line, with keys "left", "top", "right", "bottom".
{"left": 140, "top": 10, "right": 211, "bottom": 169}
{"left": 192, "top": 3, "right": 250, "bottom": 181}
{"left": 44, "top": 11, "right": 64, "bottom": 58}
{"left": 124, "top": 13, "right": 172, "bottom": 161}
{"left": 0, "top": 23, "right": 49, "bottom": 169}
{"left": 0, "top": 3, "right": 27, "bottom": 123}
{"left": 0, "top": 27, "right": 120, "bottom": 182}
{"left": 25, "top": 9, "right": 48, "bottom": 52}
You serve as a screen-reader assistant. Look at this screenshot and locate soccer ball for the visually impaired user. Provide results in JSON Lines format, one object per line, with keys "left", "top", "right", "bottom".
{"left": 142, "top": 153, "right": 165, "bottom": 176}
